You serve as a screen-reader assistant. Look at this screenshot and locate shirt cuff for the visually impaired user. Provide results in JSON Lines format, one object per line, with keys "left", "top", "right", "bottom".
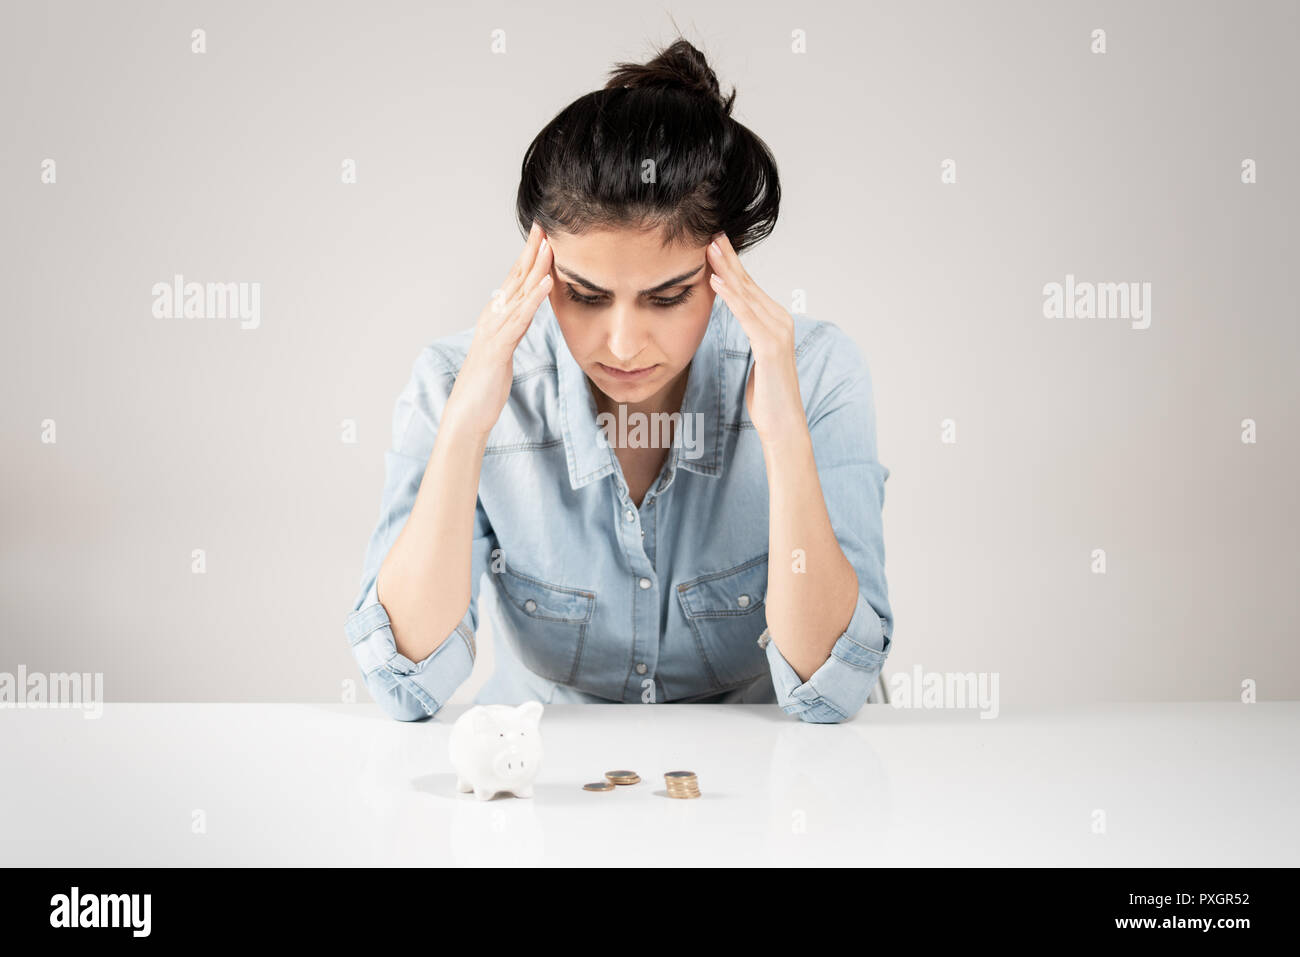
{"left": 345, "top": 580, "right": 476, "bottom": 720}
{"left": 759, "top": 589, "right": 890, "bottom": 723}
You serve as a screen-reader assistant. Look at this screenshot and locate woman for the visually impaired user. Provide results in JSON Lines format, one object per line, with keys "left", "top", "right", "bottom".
{"left": 345, "top": 39, "right": 893, "bottom": 723}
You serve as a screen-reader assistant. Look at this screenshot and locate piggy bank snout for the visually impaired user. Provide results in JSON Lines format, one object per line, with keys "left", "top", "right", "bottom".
{"left": 492, "top": 743, "right": 535, "bottom": 779}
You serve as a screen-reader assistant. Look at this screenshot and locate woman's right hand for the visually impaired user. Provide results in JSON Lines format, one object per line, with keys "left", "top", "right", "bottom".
{"left": 443, "top": 222, "right": 554, "bottom": 439}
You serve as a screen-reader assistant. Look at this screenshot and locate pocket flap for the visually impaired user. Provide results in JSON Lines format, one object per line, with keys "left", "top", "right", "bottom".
{"left": 498, "top": 564, "right": 595, "bottom": 623}
{"left": 677, "top": 555, "right": 768, "bottom": 618}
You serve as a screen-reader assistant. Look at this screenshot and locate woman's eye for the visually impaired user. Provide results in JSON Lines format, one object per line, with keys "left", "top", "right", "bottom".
{"left": 564, "top": 285, "right": 603, "bottom": 306}
{"left": 652, "top": 287, "right": 696, "bottom": 308}
{"left": 564, "top": 285, "right": 696, "bottom": 308}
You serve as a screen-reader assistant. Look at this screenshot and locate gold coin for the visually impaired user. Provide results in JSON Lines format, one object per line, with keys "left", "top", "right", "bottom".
{"left": 664, "top": 770, "right": 701, "bottom": 798}
{"left": 605, "top": 770, "right": 640, "bottom": 784}
{"left": 583, "top": 781, "right": 615, "bottom": 791}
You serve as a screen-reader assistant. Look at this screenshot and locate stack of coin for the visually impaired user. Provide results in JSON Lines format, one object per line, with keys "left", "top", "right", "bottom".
{"left": 605, "top": 770, "right": 640, "bottom": 786}
{"left": 664, "top": 770, "right": 701, "bottom": 799}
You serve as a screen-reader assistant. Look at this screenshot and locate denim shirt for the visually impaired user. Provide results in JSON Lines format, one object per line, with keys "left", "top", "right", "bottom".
{"left": 344, "top": 291, "right": 893, "bottom": 723}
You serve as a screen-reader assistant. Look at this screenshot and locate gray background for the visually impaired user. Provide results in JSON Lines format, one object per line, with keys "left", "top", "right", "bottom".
{"left": 2, "top": 0, "right": 1296, "bottom": 707}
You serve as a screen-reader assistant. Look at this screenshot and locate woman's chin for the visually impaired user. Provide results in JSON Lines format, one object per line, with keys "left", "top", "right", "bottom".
{"left": 598, "top": 382, "right": 650, "bottom": 403}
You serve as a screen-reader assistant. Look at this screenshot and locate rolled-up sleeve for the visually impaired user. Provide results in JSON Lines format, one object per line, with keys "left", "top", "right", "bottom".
{"left": 760, "top": 322, "right": 894, "bottom": 723}
{"left": 345, "top": 346, "right": 496, "bottom": 721}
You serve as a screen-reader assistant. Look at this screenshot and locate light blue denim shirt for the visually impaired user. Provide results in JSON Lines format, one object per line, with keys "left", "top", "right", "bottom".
{"left": 345, "top": 291, "right": 893, "bottom": 723}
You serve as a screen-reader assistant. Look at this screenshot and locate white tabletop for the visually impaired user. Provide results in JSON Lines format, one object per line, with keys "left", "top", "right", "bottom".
{"left": 2, "top": 702, "right": 1296, "bottom": 866}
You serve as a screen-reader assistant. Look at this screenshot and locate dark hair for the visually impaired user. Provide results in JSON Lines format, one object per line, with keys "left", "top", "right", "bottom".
{"left": 515, "top": 38, "right": 780, "bottom": 253}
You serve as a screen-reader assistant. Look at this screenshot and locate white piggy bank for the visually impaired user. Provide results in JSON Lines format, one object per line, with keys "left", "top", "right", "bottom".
{"left": 449, "top": 701, "right": 544, "bottom": 801}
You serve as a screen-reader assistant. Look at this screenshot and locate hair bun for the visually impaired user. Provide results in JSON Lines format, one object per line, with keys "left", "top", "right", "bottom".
{"left": 605, "top": 39, "right": 736, "bottom": 116}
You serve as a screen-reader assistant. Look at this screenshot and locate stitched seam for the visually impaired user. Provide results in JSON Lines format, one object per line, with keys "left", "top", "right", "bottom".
{"left": 456, "top": 621, "right": 476, "bottom": 659}
{"left": 501, "top": 560, "right": 595, "bottom": 598}
{"left": 509, "top": 363, "right": 556, "bottom": 384}
{"left": 837, "top": 631, "right": 886, "bottom": 658}
{"left": 677, "top": 554, "right": 768, "bottom": 590}
{"left": 794, "top": 321, "right": 828, "bottom": 358}
{"left": 682, "top": 613, "right": 722, "bottom": 689}
{"left": 688, "top": 606, "right": 765, "bottom": 620}
{"left": 389, "top": 671, "right": 437, "bottom": 715}
{"left": 565, "top": 623, "right": 587, "bottom": 685}
{"left": 483, "top": 438, "right": 566, "bottom": 455}
{"left": 807, "top": 696, "right": 849, "bottom": 720}
{"left": 347, "top": 615, "right": 389, "bottom": 644}
{"left": 829, "top": 647, "right": 877, "bottom": 672}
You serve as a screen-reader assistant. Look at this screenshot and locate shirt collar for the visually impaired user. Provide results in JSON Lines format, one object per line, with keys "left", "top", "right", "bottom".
{"left": 554, "top": 291, "right": 727, "bottom": 492}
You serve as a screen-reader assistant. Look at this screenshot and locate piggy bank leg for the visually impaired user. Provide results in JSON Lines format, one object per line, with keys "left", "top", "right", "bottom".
{"left": 456, "top": 776, "right": 474, "bottom": 793}
{"left": 514, "top": 785, "right": 534, "bottom": 798}
{"left": 473, "top": 786, "right": 496, "bottom": 802}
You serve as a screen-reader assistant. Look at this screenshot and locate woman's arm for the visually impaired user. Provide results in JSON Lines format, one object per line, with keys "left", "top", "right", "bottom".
{"left": 760, "top": 430, "right": 860, "bottom": 682}
{"left": 375, "top": 224, "right": 554, "bottom": 663}
{"left": 706, "top": 233, "right": 892, "bottom": 718}
{"left": 345, "top": 355, "right": 495, "bottom": 721}
{"left": 376, "top": 418, "right": 490, "bottom": 663}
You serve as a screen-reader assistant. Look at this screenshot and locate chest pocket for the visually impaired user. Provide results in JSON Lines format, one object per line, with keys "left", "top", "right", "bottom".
{"left": 676, "top": 554, "right": 769, "bottom": 690}
{"left": 494, "top": 562, "right": 595, "bottom": 686}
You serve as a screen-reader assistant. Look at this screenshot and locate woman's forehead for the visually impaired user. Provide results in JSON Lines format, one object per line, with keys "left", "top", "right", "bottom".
{"left": 548, "top": 228, "right": 707, "bottom": 291}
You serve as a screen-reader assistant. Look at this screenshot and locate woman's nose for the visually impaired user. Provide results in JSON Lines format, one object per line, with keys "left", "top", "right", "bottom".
{"left": 605, "top": 309, "right": 648, "bottom": 363}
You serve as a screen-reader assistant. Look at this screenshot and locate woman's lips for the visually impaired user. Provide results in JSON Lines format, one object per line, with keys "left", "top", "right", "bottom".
{"left": 597, "top": 362, "right": 658, "bottom": 381}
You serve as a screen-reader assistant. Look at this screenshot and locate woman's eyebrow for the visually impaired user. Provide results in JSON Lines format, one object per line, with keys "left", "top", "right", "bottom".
{"left": 553, "top": 262, "right": 704, "bottom": 296}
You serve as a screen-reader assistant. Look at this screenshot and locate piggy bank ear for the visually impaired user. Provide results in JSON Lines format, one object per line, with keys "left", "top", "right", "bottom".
{"left": 516, "top": 700, "right": 543, "bottom": 727}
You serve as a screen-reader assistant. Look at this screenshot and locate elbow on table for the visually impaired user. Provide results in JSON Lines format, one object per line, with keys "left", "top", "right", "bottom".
{"left": 786, "top": 669, "right": 881, "bottom": 724}
{"left": 362, "top": 668, "right": 440, "bottom": 723}
{"left": 792, "top": 696, "right": 857, "bottom": 724}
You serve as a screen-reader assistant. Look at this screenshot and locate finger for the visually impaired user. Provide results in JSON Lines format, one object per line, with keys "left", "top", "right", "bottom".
{"left": 706, "top": 234, "right": 780, "bottom": 334}
{"left": 511, "top": 234, "right": 552, "bottom": 312}
{"left": 503, "top": 272, "right": 553, "bottom": 347}
{"left": 510, "top": 221, "right": 543, "bottom": 279}
{"left": 709, "top": 232, "right": 787, "bottom": 325}
{"left": 709, "top": 269, "right": 770, "bottom": 348}
{"left": 706, "top": 234, "right": 772, "bottom": 335}
{"left": 497, "top": 222, "right": 545, "bottom": 307}
{"left": 492, "top": 234, "right": 550, "bottom": 330}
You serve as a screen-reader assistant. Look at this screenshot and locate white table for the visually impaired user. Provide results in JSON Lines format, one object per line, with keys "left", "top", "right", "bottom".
{"left": 2, "top": 702, "right": 1296, "bottom": 866}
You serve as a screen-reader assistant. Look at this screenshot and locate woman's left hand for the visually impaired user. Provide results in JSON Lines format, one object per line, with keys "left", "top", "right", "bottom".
{"left": 707, "top": 232, "right": 808, "bottom": 449}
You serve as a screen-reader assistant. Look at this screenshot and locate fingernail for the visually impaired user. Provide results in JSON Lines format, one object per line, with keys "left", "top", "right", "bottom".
{"left": 710, "top": 240, "right": 721, "bottom": 255}
{"left": 710, "top": 273, "right": 724, "bottom": 287}
{"left": 540, "top": 238, "right": 548, "bottom": 251}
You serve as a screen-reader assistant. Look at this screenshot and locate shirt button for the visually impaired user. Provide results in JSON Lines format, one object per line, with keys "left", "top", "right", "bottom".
{"left": 624, "top": 509, "right": 636, "bottom": 522}
{"left": 524, "top": 599, "right": 537, "bottom": 612}
{"left": 638, "top": 577, "right": 652, "bottom": 590}
{"left": 635, "top": 663, "right": 648, "bottom": 675}
{"left": 737, "top": 594, "right": 750, "bottom": 608}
